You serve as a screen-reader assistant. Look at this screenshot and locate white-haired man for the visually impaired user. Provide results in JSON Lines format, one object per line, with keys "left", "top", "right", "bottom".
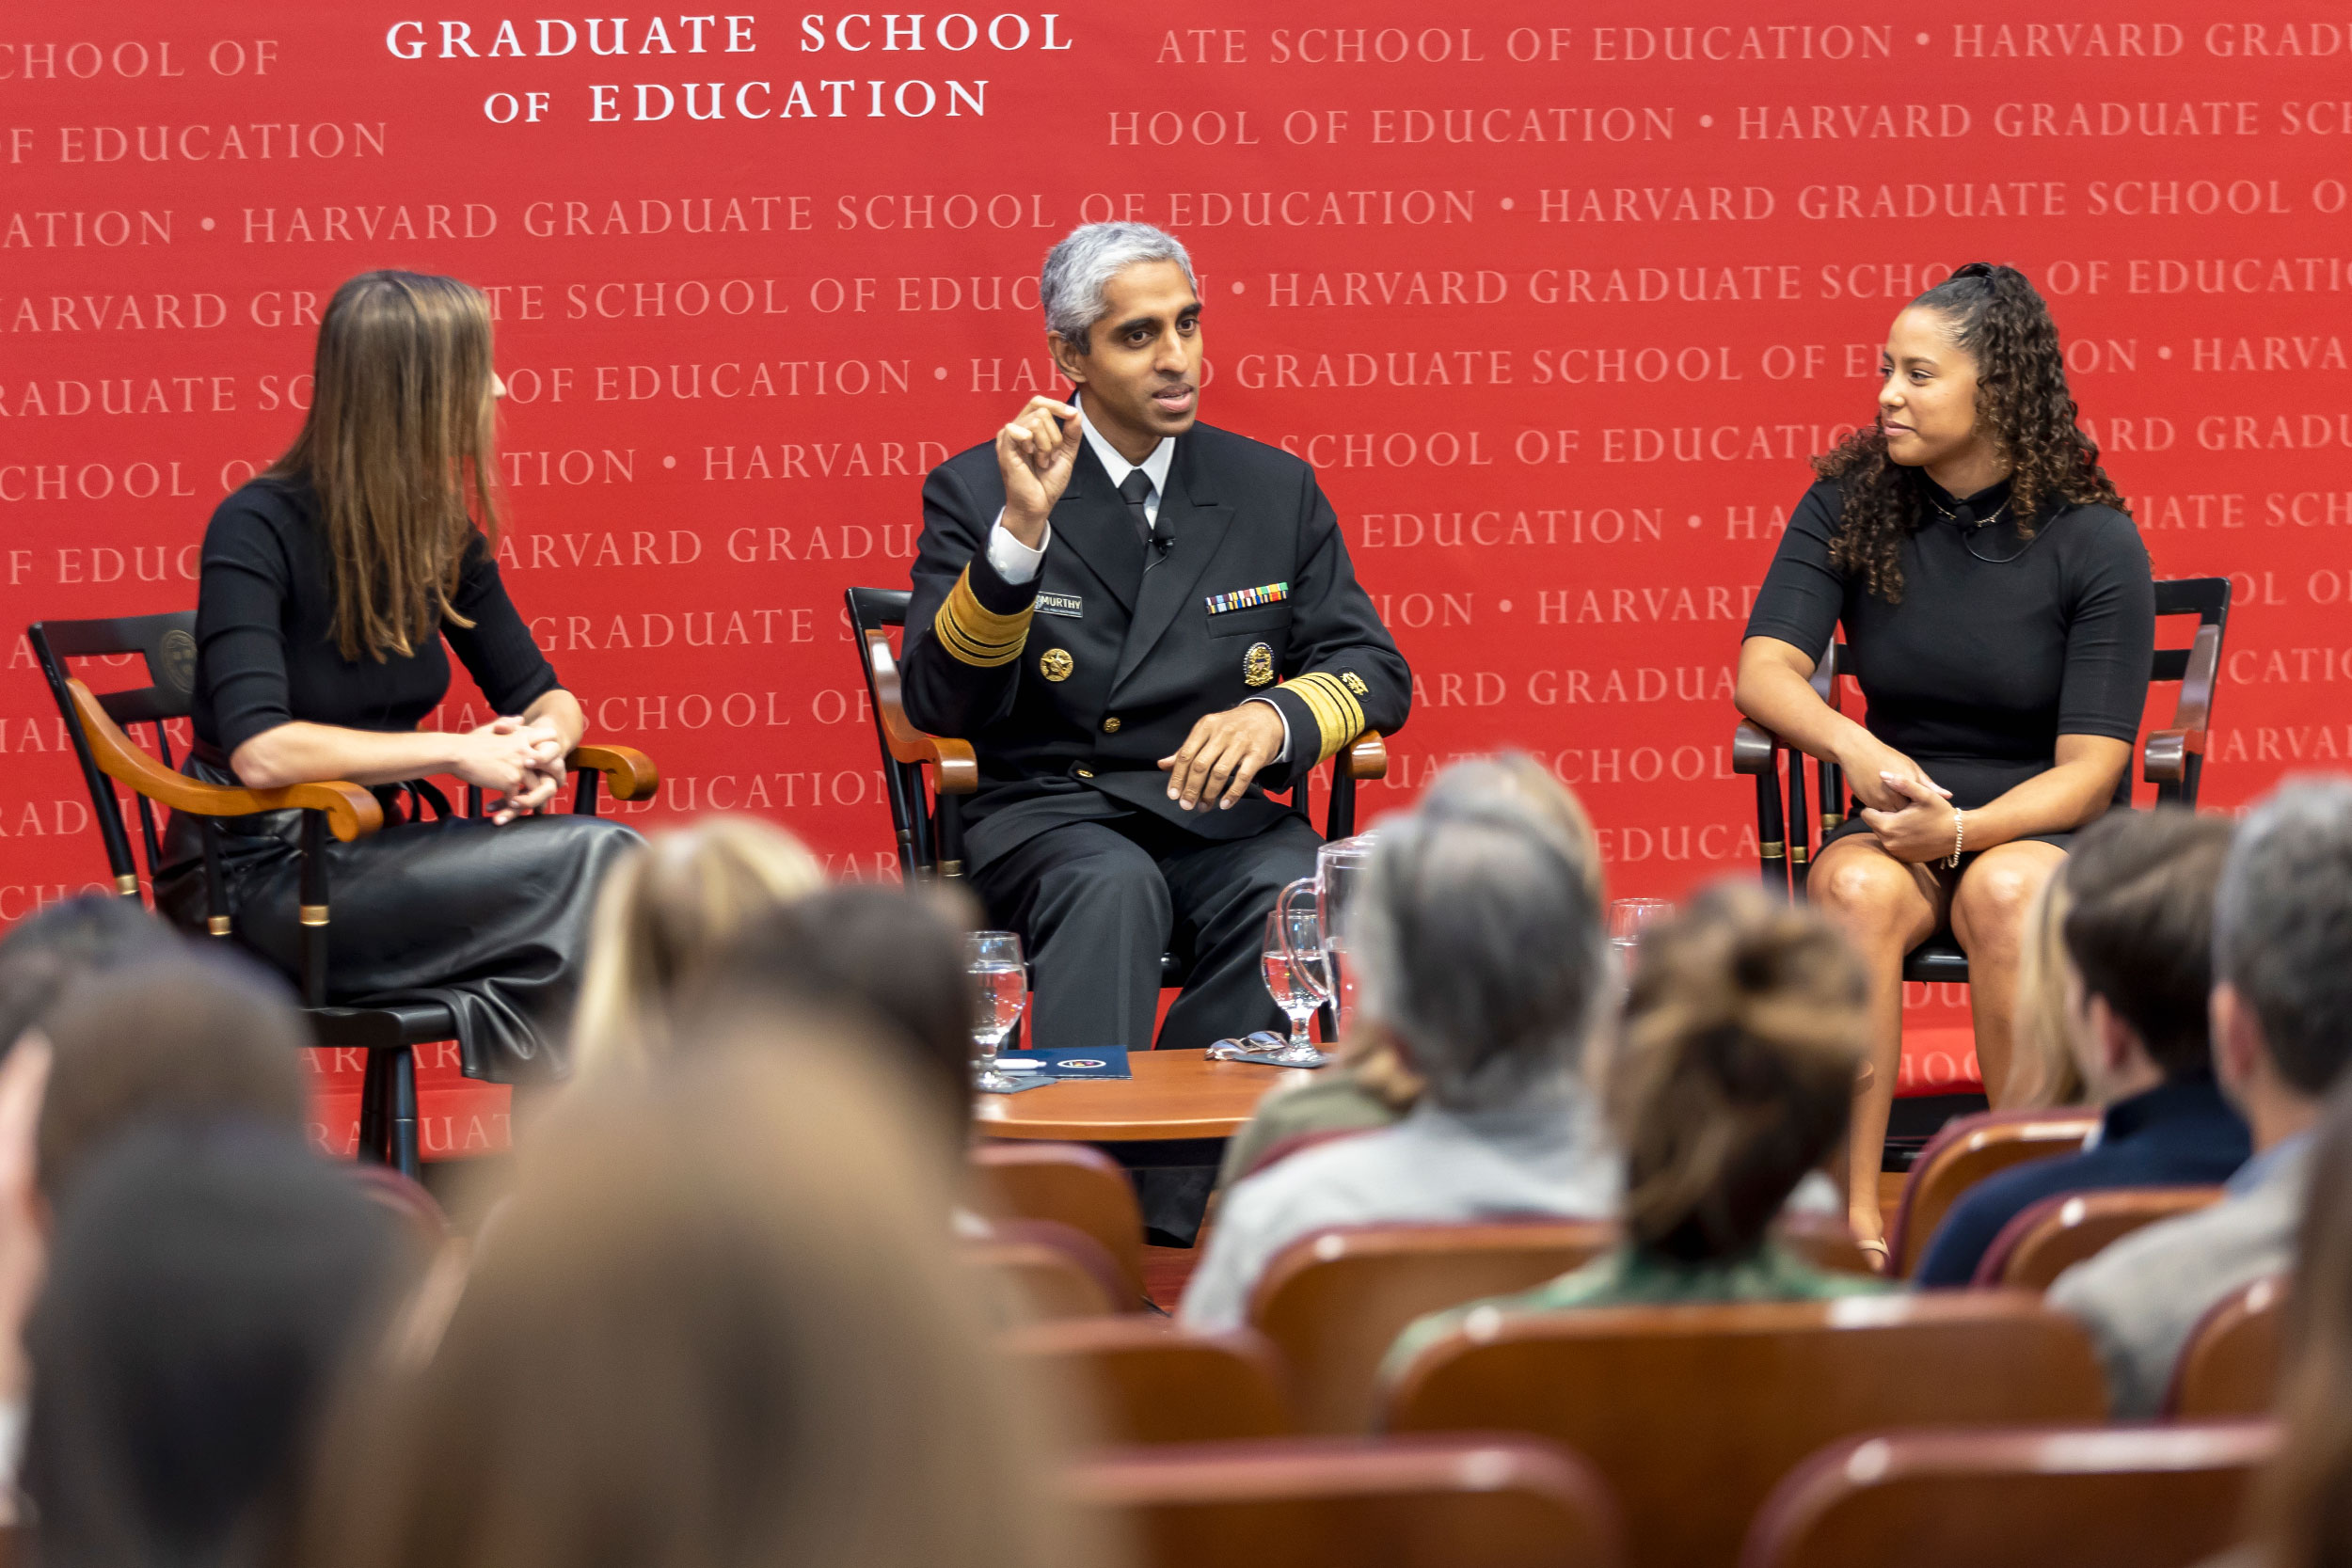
{"left": 902, "top": 222, "right": 1409, "bottom": 1067}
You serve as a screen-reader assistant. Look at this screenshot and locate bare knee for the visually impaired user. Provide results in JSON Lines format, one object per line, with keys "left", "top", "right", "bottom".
{"left": 1809, "top": 854, "right": 1924, "bottom": 943}
{"left": 1955, "top": 858, "right": 2052, "bottom": 956}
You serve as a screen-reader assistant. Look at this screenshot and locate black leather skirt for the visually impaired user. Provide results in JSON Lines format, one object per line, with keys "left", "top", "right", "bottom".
{"left": 155, "top": 759, "right": 642, "bottom": 1083}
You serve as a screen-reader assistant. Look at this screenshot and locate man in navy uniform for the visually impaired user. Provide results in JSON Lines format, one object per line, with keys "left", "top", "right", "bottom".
{"left": 902, "top": 222, "right": 1409, "bottom": 1055}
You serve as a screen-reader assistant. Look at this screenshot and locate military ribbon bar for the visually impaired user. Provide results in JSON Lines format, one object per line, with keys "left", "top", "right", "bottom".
{"left": 1204, "top": 581, "right": 1291, "bottom": 616}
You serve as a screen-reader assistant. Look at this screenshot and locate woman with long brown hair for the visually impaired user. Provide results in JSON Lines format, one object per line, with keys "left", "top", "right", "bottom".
{"left": 1735, "top": 262, "right": 2154, "bottom": 1259}
{"left": 155, "top": 270, "right": 637, "bottom": 1082}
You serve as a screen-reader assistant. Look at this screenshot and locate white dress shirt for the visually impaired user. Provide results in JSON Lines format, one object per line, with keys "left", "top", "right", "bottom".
{"left": 984, "top": 399, "right": 1290, "bottom": 763}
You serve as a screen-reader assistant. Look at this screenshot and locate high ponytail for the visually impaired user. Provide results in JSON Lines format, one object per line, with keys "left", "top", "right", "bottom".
{"left": 1610, "top": 883, "right": 1868, "bottom": 1263}
{"left": 1813, "top": 261, "right": 2128, "bottom": 603}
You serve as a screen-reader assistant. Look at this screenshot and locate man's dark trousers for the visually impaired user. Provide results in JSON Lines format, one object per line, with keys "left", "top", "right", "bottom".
{"left": 972, "top": 807, "right": 1323, "bottom": 1054}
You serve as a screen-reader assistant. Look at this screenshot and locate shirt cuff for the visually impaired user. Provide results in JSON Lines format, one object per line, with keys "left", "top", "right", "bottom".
{"left": 1244, "top": 696, "right": 1292, "bottom": 764}
{"left": 986, "top": 509, "right": 1050, "bottom": 585}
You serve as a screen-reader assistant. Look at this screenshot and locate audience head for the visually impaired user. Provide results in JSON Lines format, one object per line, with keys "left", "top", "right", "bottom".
{"left": 37, "top": 953, "right": 310, "bottom": 1204}
{"left": 1611, "top": 883, "right": 1867, "bottom": 1263}
{"left": 275, "top": 269, "right": 506, "bottom": 662}
{"left": 2249, "top": 1082, "right": 2352, "bottom": 1567}
{"left": 24, "top": 1121, "right": 405, "bottom": 1568}
{"left": 2056, "top": 808, "right": 2234, "bottom": 1101}
{"left": 0, "top": 894, "right": 177, "bottom": 1057}
{"left": 570, "top": 816, "right": 825, "bottom": 1077}
{"left": 691, "top": 882, "right": 978, "bottom": 1142}
{"left": 1417, "top": 752, "right": 1603, "bottom": 897}
{"left": 2211, "top": 779, "right": 2352, "bottom": 1129}
{"left": 312, "top": 1041, "right": 1093, "bottom": 1568}
{"left": 2006, "top": 868, "right": 2087, "bottom": 1109}
{"left": 1348, "top": 780, "right": 1605, "bottom": 1112}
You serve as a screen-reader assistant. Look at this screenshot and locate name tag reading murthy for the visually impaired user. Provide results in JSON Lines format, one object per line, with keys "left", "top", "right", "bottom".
{"left": 1037, "top": 592, "right": 1084, "bottom": 619}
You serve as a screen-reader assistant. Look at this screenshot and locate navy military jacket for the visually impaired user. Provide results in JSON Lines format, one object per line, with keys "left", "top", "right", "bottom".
{"left": 901, "top": 421, "right": 1409, "bottom": 871}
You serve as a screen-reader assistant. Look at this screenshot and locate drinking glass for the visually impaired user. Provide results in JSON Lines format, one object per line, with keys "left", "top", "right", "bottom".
{"left": 965, "top": 930, "right": 1027, "bottom": 1092}
{"left": 1608, "top": 897, "right": 1675, "bottom": 976}
{"left": 1261, "top": 902, "right": 1331, "bottom": 1066}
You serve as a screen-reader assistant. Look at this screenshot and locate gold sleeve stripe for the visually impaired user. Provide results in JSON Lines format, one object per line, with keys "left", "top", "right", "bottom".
{"left": 933, "top": 565, "right": 1031, "bottom": 667}
{"left": 1286, "top": 671, "right": 1365, "bottom": 764}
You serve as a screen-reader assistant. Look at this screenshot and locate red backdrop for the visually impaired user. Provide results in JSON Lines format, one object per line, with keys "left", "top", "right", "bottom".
{"left": 6, "top": 1, "right": 2349, "bottom": 1127}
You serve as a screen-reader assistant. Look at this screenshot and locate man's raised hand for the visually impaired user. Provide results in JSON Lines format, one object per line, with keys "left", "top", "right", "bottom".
{"left": 995, "top": 396, "right": 1083, "bottom": 546}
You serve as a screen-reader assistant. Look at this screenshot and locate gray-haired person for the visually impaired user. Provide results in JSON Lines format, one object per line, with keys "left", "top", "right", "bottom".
{"left": 2050, "top": 777, "right": 2352, "bottom": 1415}
{"left": 1179, "top": 782, "right": 1620, "bottom": 1328}
{"left": 898, "top": 222, "right": 1409, "bottom": 1093}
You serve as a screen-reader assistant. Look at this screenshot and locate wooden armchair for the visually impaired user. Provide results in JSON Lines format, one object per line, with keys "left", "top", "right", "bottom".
{"left": 27, "top": 610, "right": 658, "bottom": 1177}
{"left": 846, "top": 587, "right": 1386, "bottom": 883}
{"left": 1733, "top": 577, "right": 2230, "bottom": 984}
{"left": 845, "top": 587, "right": 1386, "bottom": 1014}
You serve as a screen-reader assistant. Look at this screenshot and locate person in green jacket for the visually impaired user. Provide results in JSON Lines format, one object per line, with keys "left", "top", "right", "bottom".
{"left": 1384, "top": 881, "right": 1888, "bottom": 1384}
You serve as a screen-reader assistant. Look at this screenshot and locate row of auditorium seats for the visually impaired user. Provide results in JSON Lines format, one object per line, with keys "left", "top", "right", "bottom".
{"left": 964, "top": 1137, "right": 2288, "bottom": 1567}
{"left": 1066, "top": 1422, "right": 2278, "bottom": 1568}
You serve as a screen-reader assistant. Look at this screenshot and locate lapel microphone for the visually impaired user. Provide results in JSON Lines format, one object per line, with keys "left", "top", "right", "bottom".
{"left": 1147, "top": 533, "right": 1174, "bottom": 571}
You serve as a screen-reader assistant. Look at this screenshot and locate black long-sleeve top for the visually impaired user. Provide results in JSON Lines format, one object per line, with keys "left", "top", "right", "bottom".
{"left": 192, "top": 476, "right": 559, "bottom": 757}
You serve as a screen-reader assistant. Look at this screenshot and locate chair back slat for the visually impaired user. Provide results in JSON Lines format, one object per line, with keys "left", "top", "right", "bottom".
{"left": 1886, "top": 1109, "right": 2099, "bottom": 1276}
{"left": 1070, "top": 1434, "right": 1625, "bottom": 1568}
{"left": 1740, "top": 1420, "right": 2276, "bottom": 1568}
{"left": 1250, "top": 1219, "right": 1615, "bottom": 1434}
{"left": 1386, "top": 1292, "right": 2106, "bottom": 1568}
{"left": 1978, "top": 1185, "right": 2221, "bottom": 1291}
{"left": 844, "top": 587, "right": 936, "bottom": 879}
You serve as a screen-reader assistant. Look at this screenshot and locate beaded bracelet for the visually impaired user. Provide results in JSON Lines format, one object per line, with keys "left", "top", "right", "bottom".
{"left": 1945, "top": 808, "right": 1966, "bottom": 869}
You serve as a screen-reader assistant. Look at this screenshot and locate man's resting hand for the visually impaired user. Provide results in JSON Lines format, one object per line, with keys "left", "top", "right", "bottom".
{"left": 1159, "top": 703, "right": 1289, "bottom": 812}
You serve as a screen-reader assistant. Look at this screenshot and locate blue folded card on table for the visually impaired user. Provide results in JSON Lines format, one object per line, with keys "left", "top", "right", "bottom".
{"left": 996, "top": 1048, "right": 1132, "bottom": 1081}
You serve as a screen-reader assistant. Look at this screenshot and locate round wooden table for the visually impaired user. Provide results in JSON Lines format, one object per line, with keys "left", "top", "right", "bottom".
{"left": 973, "top": 1048, "right": 1314, "bottom": 1142}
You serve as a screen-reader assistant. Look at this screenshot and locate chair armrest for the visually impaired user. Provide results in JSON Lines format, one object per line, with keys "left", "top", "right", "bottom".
{"left": 567, "top": 744, "right": 660, "bottom": 801}
{"left": 863, "top": 629, "right": 978, "bottom": 794}
{"left": 1733, "top": 719, "right": 1781, "bottom": 775}
{"left": 65, "top": 679, "right": 382, "bottom": 841}
{"left": 1340, "top": 730, "right": 1387, "bottom": 782}
{"left": 2145, "top": 623, "right": 2220, "bottom": 784}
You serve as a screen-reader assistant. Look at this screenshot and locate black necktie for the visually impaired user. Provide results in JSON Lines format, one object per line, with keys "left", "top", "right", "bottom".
{"left": 1118, "top": 468, "right": 1155, "bottom": 554}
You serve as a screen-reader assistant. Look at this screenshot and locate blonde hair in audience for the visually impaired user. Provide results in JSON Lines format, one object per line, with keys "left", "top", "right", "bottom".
{"left": 2247, "top": 1085, "right": 2352, "bottom": 1568}
{"left": 2003, "top": 871, "right": 2086, "bottom": 1108}
{"left": 309, "top": 1035, "right": 1107, "bottom": 1568}
{"left": 1611, "top": 881, "right": 1868, "bottom": 1260}
{"left": 569, "top": 816, "right": 824, "bottom": 1076}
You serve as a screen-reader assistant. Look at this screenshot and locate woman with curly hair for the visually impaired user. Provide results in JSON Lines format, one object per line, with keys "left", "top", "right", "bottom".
{"left": 1734, "top": 262, "right": 2154, "bottom": 1259}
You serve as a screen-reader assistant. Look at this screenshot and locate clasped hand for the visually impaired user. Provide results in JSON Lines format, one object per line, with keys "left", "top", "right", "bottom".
{"left": 1859, "top": 771, "right": 1960, "bottom": 863}
{"left": 453, "top": 715, "right": 566, "bottom": 824}
{"left": 1160, "top": 703, "right": 1288, "bottom": 812}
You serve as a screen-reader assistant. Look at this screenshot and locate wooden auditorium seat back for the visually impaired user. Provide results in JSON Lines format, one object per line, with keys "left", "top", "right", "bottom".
{"left": 1738, "top": 1421, "right": 2279, "bottom": 1568}
{"left": 1250, "top": 1218, "right": 1615, "bottom": 1434}
{"left": 1975, "top": 1184, "right": 2223, "bottom": 1290}
{"left": 2168, "top": 1273, "right": 2288, "bottom": 1418}
{"left": 1068, "top": 1435, "right": 1625, "bottom": 1568}
{"left": 1006, "top": 1317, "right": 1294, "bottom": 1446}
{"left": 962, "top": 1219, "right": 1128, "bottom": 1322}
{"left": 1888, "top": 1108, "right": 2100, "bottom": 1276}
{"left": 1384, "top": 1291, "right": 2106, "bottom": 1568}
{"left": 971, "top": 1141, "right": 1147, "bottom": 1305}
